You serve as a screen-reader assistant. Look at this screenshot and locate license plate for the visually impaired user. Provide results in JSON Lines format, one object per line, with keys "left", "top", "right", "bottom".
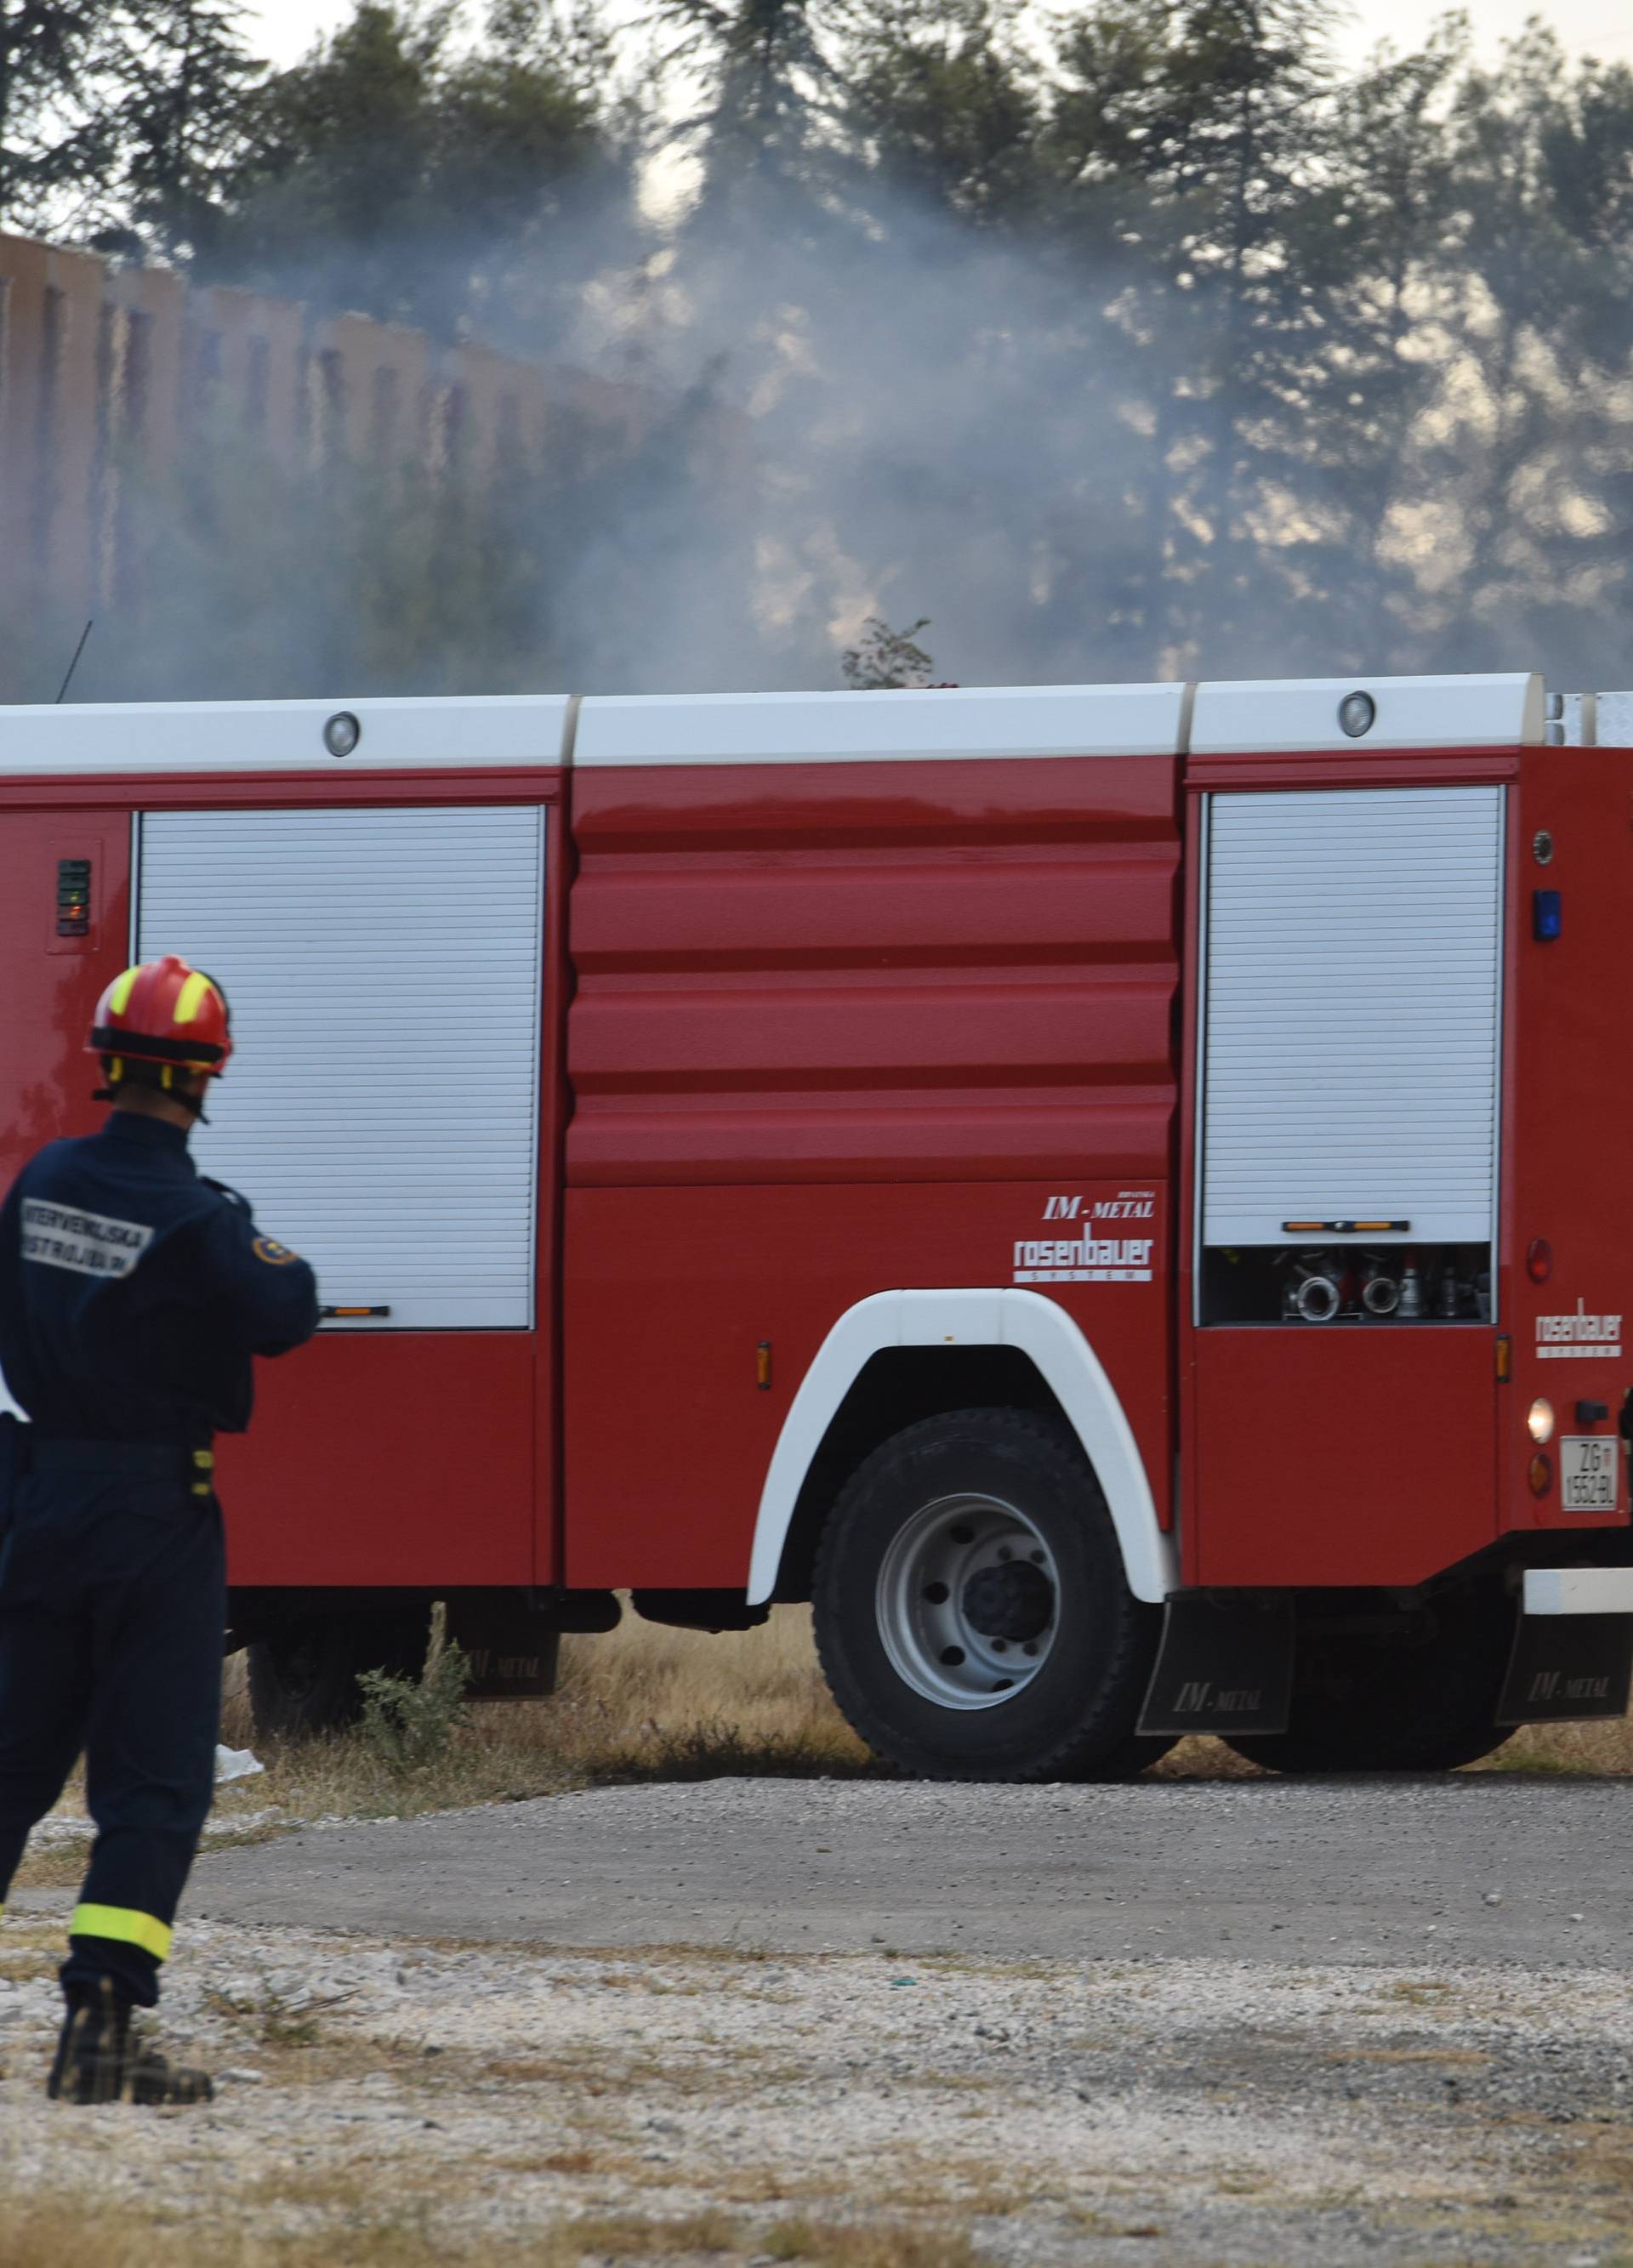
{"left": 1561, "top": 1435, "right": 1620, "bottom": 1514}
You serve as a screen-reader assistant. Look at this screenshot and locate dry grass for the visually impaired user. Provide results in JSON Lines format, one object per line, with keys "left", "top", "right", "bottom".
{"left": 11, "top": 1611, "right": 871, "bottom": 1883}
{"left": 202, "top": 1606, "right": 877, "bottom": 1829}
{"left": 1, "top": 1610, "right": 868, "bottom": 1872}
{"left": 747, "top": 2219, "right": 985, "bottom": 2265}
{"left": 548, "top": 1608, "right": 1633, "bottom": 1783}
{"left": 551, "top": 1609, "right": 878, "bottom": 1782}
{"left": 219, "top": 1606, "right": 1633, "bottom": 1805}
{"left": 14, "top": 1602, "right": 1633, "bottom": 1883}
{"left": 1465, "top": 1715, "right": 1633, "bottom": 1774}
{"left": 1155, "top": 1718, "right": 1633, "bottom": 1778}
{"left": 0, "top": 2195, "right": 441, "bottom": 2268}
{"left": 0, "top": 2194, "right": 988, "bottom": 2268}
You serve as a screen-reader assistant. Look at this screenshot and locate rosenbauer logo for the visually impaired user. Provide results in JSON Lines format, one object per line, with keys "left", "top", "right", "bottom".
{"left": 1012, "top": 1191, "right": 1156, "bottom": 1285}
{"left": 1535, "top": 1301, "right": 1623, "bottom": 1361}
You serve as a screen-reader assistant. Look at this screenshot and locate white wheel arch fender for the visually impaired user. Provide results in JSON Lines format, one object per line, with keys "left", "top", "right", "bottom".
{"left": 746, "top": 1288, "right": 1176, "bottom": 1607}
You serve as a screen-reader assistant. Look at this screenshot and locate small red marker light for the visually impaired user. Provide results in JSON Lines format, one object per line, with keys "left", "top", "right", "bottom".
{"left": 1528, "top": 1452, "right": 1554, "bottom": 1498}
{"left": 1527, "top": 1238, "right": 1553, "bottom": 1284}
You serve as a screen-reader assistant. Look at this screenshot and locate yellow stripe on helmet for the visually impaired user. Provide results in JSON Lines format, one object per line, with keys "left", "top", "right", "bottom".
{"left": 107, "top": 967, "right": 140, "bottom": 1017}
{"left": 173, "top": 971, "right": 216, "bottom": 1026}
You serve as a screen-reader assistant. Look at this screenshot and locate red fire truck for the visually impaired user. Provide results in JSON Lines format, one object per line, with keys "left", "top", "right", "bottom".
{"left": 3, "top": 671, "right": 1632, "bottom": 1779}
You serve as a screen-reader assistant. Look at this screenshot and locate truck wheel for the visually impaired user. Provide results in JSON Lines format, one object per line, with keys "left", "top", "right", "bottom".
{"left": 1227, "top": 1586, "right": 1512, "bottom": 1774}
{"left": 811, "top": 1408, "right": 1164, "bottom": 1782}
{"left": 247, "top": 1612, "right": 428, "bottom": 1741}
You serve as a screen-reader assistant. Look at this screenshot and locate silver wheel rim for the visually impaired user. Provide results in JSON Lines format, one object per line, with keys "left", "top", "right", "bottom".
{"left": 875, "top": 1492, "right": 1060, "bottom": 1710}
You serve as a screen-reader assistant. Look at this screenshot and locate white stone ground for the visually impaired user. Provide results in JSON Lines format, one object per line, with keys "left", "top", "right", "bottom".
{"left": 2, "top": 1915, "right": 1630, "bottom": 2265}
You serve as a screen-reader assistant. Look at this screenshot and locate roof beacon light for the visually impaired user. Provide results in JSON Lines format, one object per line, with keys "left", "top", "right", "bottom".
{"left": 324, "top": 710, "right": 361, "bottom": 759}
{"left": 1338, "top": 691, "right": 1375, "bottom": 738}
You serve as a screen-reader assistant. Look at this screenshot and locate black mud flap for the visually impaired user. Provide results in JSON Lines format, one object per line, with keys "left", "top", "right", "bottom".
{"left": 442, "top": 1602, "right": 563, "bottom": 1699}
{"left": 1136, "top": 1593, "right": 1294, "bottom": 1738}
{"left": 1496, "top": 1612, "right": 1633, "bottom": 1725}
{"left": 459, "top": 1631, "right": 561, "bottom": 1699}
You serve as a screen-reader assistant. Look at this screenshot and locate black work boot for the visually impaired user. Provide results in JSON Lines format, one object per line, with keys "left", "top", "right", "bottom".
{"left": 47, "top": 1979, "right": 213, "bottom": 2106}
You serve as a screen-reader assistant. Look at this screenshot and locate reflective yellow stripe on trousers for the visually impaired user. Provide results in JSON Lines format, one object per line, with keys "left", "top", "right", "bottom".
{"left": 71, "top": 1903, "right": 174, "bottom": 1961}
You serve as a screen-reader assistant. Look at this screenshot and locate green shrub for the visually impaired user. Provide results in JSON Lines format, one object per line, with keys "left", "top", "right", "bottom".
{"left": 357, "top": 1601, "right": 470, "bottom": 1775}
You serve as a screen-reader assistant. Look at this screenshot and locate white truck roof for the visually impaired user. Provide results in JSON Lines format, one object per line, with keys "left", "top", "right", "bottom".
{"left": 0, "top": 672, "right": 1576, "bottom": 776}
{"left": 1559, "top": 691, "right": 1633, "bottom": 746}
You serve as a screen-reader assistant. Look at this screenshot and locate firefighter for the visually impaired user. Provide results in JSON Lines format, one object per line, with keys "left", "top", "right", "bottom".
{"left": 0, "top": 956, "right": 319, "bottom": 2105}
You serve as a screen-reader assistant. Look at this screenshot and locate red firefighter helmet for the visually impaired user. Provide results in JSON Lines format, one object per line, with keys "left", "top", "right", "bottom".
{"left": 87, "top": 956, "right": 233, "bottom": 1083}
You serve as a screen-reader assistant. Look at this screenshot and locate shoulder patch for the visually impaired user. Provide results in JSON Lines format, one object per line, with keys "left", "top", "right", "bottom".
{"left": 252, "top": 1236, "right": 300, "bottom": 1267}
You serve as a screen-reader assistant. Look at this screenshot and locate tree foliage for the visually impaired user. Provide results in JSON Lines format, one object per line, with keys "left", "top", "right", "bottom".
{"left": 655, "top": 0, "right": 841, "bottom": 202}
{"left": 1, "top": 2, "right": 140, "bottom": 230}
{"left": 840, "top": 614, "right": 936, "bottom": 687}
{"left": 194, "top": 1, "right": 620, "bottom": 327}
{"left": 3, "top": 0, "right": 1631, "bottom": 696}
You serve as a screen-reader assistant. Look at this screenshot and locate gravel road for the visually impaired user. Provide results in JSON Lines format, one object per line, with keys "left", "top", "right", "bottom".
{"left": 6, "top": 1777, "right": 1632, "bottom": 2265}
{"left": 172, "top": 1774, "right": 1633, "bottom": 1966}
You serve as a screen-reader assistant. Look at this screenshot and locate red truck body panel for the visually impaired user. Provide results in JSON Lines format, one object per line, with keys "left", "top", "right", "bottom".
{"left": 1, "top": 679, "right": 1628, "bottom": 1611}
{"left": 1502, "top": 747, "right": 1633, "bottom": 1534}
{"left": 562, "top": 754, "right": 1180, "bottom": 1586}
{"left": 0, "top": 810, "right": 133, "bottom": 1193}
{"left": 1177, "top": 744, "right": 1522, "bottom": 1587}
{"left": 565, "top": 755, "right": 1181, "bottom": 1186}
{"left": 0, "top": 764, "right": 571, "bottom": 1591}
{"left": 1176, "top": 741, "right": 1632, "bottom": 1582}
{"left": 1189, "top": 1327, "right": 1499, "bottom": 1585}
{"left": 563, "top": 1177, "right": 1175, "bottom": 1588}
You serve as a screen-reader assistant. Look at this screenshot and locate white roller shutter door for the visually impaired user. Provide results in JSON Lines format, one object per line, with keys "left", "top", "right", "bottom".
{"left": 1201, "top": 787, "right": 1503, "bottom": 1248}
{"left": 137, "top": 805, "right": 545, "bottom": 1328}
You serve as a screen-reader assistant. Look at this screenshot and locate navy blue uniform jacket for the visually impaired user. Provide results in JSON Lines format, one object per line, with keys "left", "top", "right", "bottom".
{"left": 0, "top": 1112, "right": 320, "bottom": 1445}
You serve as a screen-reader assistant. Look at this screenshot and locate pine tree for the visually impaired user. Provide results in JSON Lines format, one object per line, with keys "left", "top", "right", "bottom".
{"left": 844, "top": 0, "right": 1042, "bottom": 227}
{"left": 109, "top": 0, "right": 265, "bottom": 259}
{"left": 0, "top": 3, "right": 133, "bottom": 231}
{"left": 208, "top": 0, "right": 617, "bottom": 331}
{"left": 655, "top": 0, "right": 842, "bottom": 209}
{"left": 1037, "top": 0, "right": 1344, "bottom": 668}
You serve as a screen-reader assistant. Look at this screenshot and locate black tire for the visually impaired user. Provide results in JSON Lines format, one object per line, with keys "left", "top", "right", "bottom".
{"left": 812, "top": 1407, "right": 1164, "bottom": 1782}
{"left": 1228, "top": 1583, "right": 1514, "bottom": 1774}
{"left": 247, "top": 1611, "right": 429, "bottom": 1741}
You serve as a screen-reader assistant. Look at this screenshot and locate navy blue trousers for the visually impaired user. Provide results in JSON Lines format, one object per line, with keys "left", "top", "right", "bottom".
{"left": 0, "top": 1472, "right": 224, "bottom": 2008}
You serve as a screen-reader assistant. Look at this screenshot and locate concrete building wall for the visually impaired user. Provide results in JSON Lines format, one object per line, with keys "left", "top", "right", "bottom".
{"left": 0, "top": 231, "right": 697, "bottom": 634}
{"left": 0, "top": 238, "right": 109, "bottom": 610}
